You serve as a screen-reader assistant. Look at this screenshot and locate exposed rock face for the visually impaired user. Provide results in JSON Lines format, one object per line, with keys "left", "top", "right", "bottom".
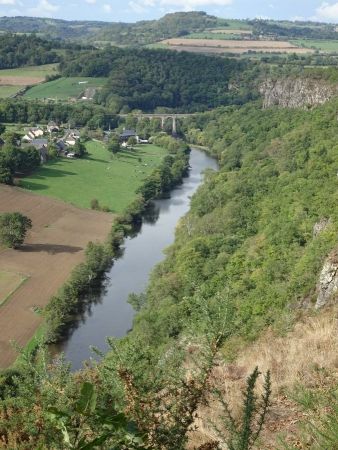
{"left": 313, "top": 217, "right": 331, "bottom": 237}
{"left": 260, "top": 78, "right": 337, "bottom": 109}
{"left": 316, "top": 249, "right": 338, "bottom": 309}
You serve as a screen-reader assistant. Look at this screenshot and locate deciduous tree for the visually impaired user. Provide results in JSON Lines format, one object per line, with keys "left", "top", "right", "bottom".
{"left": 0, "top": 212, "right": 32, "bottom": 248}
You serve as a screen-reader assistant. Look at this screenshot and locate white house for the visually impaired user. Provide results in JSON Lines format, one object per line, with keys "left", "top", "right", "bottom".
{"left": 27, "top": 127, "right": 44, "bottom": 139}
{"left": 64, "top": 129, "right": 80, "bottom": 146}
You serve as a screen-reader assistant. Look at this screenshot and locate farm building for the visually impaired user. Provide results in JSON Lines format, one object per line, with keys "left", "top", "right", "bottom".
{"left": 119, "top": 129, "right": 139, "bottom": 143}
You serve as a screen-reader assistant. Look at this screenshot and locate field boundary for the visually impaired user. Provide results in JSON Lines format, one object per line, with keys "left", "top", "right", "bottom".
{"left": 0, "top": 272, "right": 29, "bottom": 307}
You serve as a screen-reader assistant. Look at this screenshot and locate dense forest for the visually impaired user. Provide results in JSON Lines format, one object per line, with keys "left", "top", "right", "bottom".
{"left": 0, "top": 34, "right": 90, "bottom": 69}
{"left": 0, "top": 34, "right": 60, "bottom": 69}
{"left": 0, "top": 96, "right": 337, "bottom": 447}
{"left": 60, "top": 47, "right": 258, "bottom": 112}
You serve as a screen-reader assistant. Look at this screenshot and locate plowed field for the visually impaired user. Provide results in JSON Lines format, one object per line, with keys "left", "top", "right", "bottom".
{"left": 0, "top": 185, "right": 113, "bottom": 368}
{"left": 161, "top": 38, "right": 314, "bottom": 54}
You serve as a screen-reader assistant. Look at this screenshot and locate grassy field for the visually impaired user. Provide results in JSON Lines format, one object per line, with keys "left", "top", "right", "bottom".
{"left": 0, "top": 271, "right": 26, "bottom": 306}
{"left": 0, "top": 85, "right": 23, "bottom": 98}
{"left": 185, "top": 32, "right": 247, "bottom": 40}
{"left": 0, "top": 63, "right": 58, "bottom": 79}
{"left": 20, "top": 141, "right": 167, "bottom": 212}
{"left": 291, "top": 39, "right": 338, "bottom": 52}
{"left": 24, "top": 77, "right": 107, "bottom": 100}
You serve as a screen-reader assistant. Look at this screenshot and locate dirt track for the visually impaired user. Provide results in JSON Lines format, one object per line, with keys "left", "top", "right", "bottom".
{"left": 0, "top": 185, "right": 113, "bottom": 368}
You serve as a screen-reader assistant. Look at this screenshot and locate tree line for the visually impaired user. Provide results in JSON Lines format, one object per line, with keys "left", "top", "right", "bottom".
{"left": 0, "top": 99, "right": 118, "bottom": 129}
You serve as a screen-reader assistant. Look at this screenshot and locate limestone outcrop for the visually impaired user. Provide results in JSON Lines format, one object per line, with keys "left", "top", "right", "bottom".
{"left": 260, "top": 78, "right": 337, "bottom": 109}
{"left": 316, "top": 249, "right": 338, "bottom": 309}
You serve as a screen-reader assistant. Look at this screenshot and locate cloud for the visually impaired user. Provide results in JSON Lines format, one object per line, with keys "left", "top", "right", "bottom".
{"left": 28, "top": 0, "right": 59, "bottom": 16}
{"left": 85, "top": 0, "right": 96, "bottom": 4}
{"left": 103, "top": 3, "right": 112, "bottom": 12}
{"left": 0, "top": 0, "right": 16, "bottom": 4}
{"left": 317, "top": 2, "right": 338, "bottom": 21}
{"left": 129, "top": 0, "right": 232, "bottom": 14}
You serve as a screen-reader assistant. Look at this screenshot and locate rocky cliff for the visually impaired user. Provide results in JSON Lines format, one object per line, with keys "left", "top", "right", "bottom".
{"left": 260, "top": 78, "right": 337, "bottom": 109}
{"left": 316, "top": 248, "right": 338, "bottom": 309}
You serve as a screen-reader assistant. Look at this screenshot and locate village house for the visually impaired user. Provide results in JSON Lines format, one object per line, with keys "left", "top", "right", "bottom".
{"left": 119, "top": 129, "right": 138, "bottom": 143}
{"left": 47, "top": 121, "right": 60, "bottom": 133}
{"left": 22, "top": 127, "right": 44, "bottom": 142}
{"left": 64, "top": 129, "right": 80, "bottom": 146}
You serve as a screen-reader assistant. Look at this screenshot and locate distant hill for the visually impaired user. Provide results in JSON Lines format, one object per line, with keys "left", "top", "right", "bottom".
{"left": 0, "top": 16, "right": 111, "bottom": 40}
{"left": 0, "top": 12, "right": 229, "bottom": 43}
{"left": 92, "top": 11, "right": 229, "bottom": 45}
{"left": 0, "top": 12, "right": 337, "bottom": 47}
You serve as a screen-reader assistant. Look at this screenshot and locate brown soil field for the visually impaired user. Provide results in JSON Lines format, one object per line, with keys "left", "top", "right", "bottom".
{"left": 0, "top": 185, "right": 113, "bottom": 368}
{"left": 0, "top": 76, "right": 44, "bottom": 86}
{"left": 161, "top": 38, "right": 314, "bottom": 54}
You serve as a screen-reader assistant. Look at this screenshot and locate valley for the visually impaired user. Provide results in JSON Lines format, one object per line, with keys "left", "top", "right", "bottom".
{"left": 0, "top": 9, "right": 337, "bottom": 450}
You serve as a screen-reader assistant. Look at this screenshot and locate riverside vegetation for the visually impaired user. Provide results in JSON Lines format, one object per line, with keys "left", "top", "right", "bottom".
{"left": 0, "top": 93, "right": 337, "bottom": 448}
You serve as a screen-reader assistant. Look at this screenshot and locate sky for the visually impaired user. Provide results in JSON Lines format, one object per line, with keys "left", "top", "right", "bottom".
{"left": 2, "top": 0, "right": 338, "bottom": 24}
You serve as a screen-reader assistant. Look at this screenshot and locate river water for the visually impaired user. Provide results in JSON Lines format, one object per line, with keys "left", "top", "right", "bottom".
{"left": 56, "top": 148, "right": 218, "bottom": 370}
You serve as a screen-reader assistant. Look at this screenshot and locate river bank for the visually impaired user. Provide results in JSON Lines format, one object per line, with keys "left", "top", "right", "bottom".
{"left": 54, "top": 148, "right": 218, "bottom": 370}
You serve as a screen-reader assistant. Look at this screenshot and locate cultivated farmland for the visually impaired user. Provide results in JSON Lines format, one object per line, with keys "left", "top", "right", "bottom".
{"left": 20, "top": 141, "right": 167, "bottom": 212}
{"left": 0, "top": 185, "right": 113, "bottom": 368}
{"left": 24, "top": 77, "right": 107, "bottom": 100}
{"left": 0, "top": 64, "right": 57, "bottom": 98}
{"left": 160, "top": 38, "right": 314, "bottom": 54}
{"left": 0, "top": 63, "right": 59, "bottom": 98}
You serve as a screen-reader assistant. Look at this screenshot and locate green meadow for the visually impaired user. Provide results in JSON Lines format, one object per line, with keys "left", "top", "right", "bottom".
{"left": 20, "top": 141, "right": 167, "bottom": 212}
{"left": 24, "top": 77, "right": 107, "bottom": 100}
{"left": 0, "top": 63, "right": 58, "bottom": 78}
{"left": 0, "top": 85, "right": 23, "bottom": 98}
{"left": 291, "top": 39, "right": 338, "bottom": 52}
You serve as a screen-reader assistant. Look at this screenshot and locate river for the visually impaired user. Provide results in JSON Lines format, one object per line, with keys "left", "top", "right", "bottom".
{"left": 56, "top": 148, "right": 218, "bottom": 370}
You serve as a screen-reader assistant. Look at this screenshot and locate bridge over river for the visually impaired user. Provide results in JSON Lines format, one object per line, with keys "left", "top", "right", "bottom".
{"left": 119, "top": 113, "right": 197, "bottom": 134}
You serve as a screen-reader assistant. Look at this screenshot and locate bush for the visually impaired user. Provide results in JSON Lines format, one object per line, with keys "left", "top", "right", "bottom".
{"left": 90, "top": 198, "right": 100, "bottom": 210}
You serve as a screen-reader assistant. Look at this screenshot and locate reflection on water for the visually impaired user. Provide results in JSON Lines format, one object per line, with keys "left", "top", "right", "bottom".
{"left": 54, "top": 149, "right": 218, "bottom": 370}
